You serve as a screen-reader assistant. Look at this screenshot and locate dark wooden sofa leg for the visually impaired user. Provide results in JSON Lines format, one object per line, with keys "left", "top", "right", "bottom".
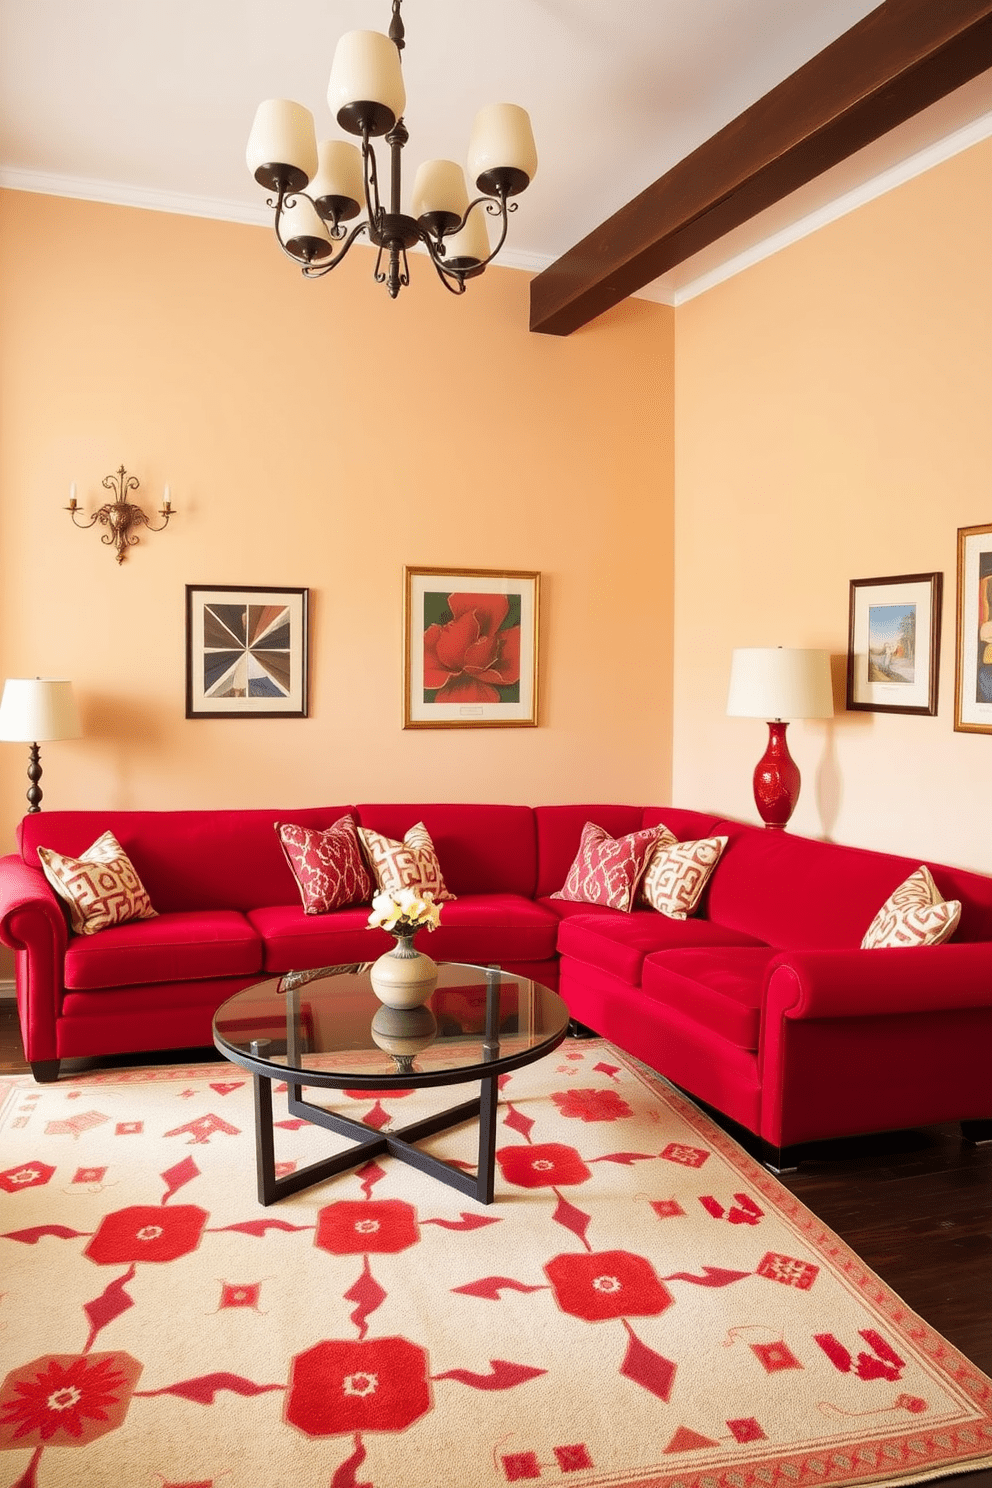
{"left": 30, "top": 1060, "right": 61, "bottom": 1083}
{"left": 567, "top": 1019, "right": 598, "bottom": 1040}
{"left": 762, "top": 1143, "right": 800, "bottom": 1174}
{"left": 961, "top": 1119, "right": 992, "bottom": 1144}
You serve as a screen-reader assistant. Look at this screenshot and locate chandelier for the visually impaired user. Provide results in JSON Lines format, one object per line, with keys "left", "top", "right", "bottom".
{"left": 247, "top": 0, "right": 537, "bottom": 299}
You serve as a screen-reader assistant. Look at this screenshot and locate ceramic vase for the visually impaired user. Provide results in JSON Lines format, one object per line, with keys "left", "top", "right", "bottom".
{"left": 369, "top": 929, "right": 438, "bottom": 1009}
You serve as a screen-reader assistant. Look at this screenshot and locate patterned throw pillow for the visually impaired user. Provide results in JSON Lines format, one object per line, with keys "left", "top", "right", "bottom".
{"left": 277, "top": 816, "right": 374, "bottom": 914}
{"left": 357, "top": 821, "right": 456, "bottom": 902}
{"left": 551, "top": 821, "right": 667, "bottom": 913}
{"left": 861, "top": 866, "right": 961, "bottom": 949}
{"left": 37, "top": 831, "right": 157, "bottom": 936}
{"left": 641, "top": 834, "right": 728, "bottom": 920}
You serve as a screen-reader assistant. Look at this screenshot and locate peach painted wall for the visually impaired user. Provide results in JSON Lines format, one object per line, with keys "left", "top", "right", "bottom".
{"left": 673, "top": 138, "right": 992, "bottom": 872}
{"left": 0, "top": 190, "right": 674, "bottom": 874}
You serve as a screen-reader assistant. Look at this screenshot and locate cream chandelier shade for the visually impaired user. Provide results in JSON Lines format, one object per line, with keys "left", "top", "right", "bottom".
{"left": 0, "top": 679, "right": 81, "bottom": 743}
{"left": 246, "top": 0, "right": 537, "bottom": 300}
{"left": 726, "top": 648, "right": 834, "bottom": 721}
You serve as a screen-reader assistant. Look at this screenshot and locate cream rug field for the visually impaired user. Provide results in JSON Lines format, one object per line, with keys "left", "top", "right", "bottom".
{"left": 1, "top": 1043, "right": 990, "bottom": 1488}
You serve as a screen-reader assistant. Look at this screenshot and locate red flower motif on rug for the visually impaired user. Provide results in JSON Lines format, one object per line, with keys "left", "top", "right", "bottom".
{"left": 315, "top": 1200, "right": 420, "bottom": 1255}
{"left": 0, "top": 1160, "right": 55, "bottom": 1193}
{"left": 544, "top": 1250, "right": 675, "bottom": 1322}
{"left": 285, "top": 1337, "right": 431, "bottom": 1436}
{"left": 550, "top": 1088, "right": 633, "bottom": 1123}
{"left": 496, "top": 1142, "right": 592, "bottom": 1189}
{"left": 84, "top": 1204, "right": 208, "bottom": 1265}
{"left": 0, "top": 1351, "right": 142, "bottom": 1448}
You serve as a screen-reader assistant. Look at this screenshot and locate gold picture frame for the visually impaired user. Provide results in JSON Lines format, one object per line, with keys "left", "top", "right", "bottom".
{"left": 954, "top": 522, "right": 992, "bottom": 734}
{"left": 403, "top": 566, "right": 540, "bottom": 729}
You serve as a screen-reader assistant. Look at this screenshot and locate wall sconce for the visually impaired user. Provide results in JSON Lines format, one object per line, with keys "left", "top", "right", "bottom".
{"left": 66, "top": 465, "right": 175, "bottom": 564}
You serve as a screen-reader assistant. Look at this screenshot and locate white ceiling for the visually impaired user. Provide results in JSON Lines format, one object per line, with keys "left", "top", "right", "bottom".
{"left": 2, "top": 1, "right": 991, "bottom": 306}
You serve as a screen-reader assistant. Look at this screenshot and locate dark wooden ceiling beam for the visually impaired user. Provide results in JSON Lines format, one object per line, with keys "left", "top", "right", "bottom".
{"left": 530, "top": 0, "right": 992, "bottom": 335}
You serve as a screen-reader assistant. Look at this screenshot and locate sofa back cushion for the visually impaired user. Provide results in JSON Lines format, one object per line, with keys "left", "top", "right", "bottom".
{"left": 534, "top": 806, "right": 644, "bottom": 899}
{"left": 355, "top": 805, "right": 537, "bottom": 897}
{"left": 705, "top": 819, "right": 992, "bottom": 949}
{"left": 19, "top": 808, "right": 354, "bottom": 914}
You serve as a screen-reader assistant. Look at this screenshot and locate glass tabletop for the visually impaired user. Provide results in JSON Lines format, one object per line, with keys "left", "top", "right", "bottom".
{"left": 213, "top": 961, "right": 570, "bottom": 1088}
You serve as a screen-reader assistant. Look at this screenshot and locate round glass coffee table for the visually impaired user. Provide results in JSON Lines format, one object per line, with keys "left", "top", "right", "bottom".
{"left": 213, "top": 961, "right": 569, "bottom": 1206}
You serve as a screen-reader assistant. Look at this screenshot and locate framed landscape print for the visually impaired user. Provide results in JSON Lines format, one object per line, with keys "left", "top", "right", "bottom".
{"left": 846, "top": 572, "right": 942, "bottom": 716}
{"left": 954, "top": 522, "right": 992, "bottom": 734}
{"left": 185, "top": 585, "right": 309, "bottom": 718}
{"left": 404, "top": 566, "right": 540, "bottom": 728}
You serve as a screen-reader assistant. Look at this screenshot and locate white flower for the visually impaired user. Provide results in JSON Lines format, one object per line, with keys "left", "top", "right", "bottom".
{"left": 366, "top": 887, "right": 442, "bottom": 933}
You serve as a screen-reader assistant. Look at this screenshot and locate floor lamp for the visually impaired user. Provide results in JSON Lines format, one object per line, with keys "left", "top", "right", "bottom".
{"left": 726, "top": 648, "right": 833, "bottom": 829}
{"left": 0, "top": 678, "right": 81, "bottom": 813}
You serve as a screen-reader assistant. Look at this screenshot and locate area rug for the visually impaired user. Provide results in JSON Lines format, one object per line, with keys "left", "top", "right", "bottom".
{"left": 1, "top": 1045, "right": 991, "bottom": 1488}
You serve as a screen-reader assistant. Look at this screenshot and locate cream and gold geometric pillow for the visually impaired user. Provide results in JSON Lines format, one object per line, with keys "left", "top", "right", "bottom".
{"left": 37, "top": 830, "right": 157, "bottom": 935}
{"left": 861, "top": 865, "right": 961, "bottom": 950}
{"left": 641, "top": 834, "right": 728, "bottom": 920}
{"left": 357, "top": 821, "right": 456, "bottom": 902}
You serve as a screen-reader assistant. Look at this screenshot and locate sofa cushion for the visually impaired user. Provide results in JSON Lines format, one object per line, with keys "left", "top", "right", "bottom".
{"left": 63, "top": 910, "right": 263, "bottom": 991}
{"left": 277, "top": 816, "right": 373, "bottom": 914}
{"left": 641, "top": 947, "right": 782, "bottom": 1051}
{"left": 250, "top": 894, "right": 559, "bottom": 975}
{"left": 861, "top": 866, "right": 961, "bottom": 949}
{"left": 356, "top": 805, "right": 538, "bottom": 898}
{"left": 641, "top": 835, "right": 728, "bottom": 919}
{"left": 37, "top": 831, "right": 157, "bottom": 936}
{"left": 556, "top": 911, "right": 768, "bottom": 986}
{"left": 552, "top": 821, "right": 667, "bottom": 912}
{"left": 18, "top": 807, "right": 356, "bottom": 913}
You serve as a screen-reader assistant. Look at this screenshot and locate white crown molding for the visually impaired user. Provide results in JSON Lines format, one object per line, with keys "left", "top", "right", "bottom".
{"left": 0, "top": 166, "right": 552, "bottom": 278}
{"left": 4, "top": 100, "right": 992, "bottom": 310}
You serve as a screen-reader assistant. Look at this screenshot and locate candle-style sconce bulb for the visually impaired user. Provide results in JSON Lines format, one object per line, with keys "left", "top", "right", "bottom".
{"left": 65, "top": 466, "right": 176, "bottom": 563}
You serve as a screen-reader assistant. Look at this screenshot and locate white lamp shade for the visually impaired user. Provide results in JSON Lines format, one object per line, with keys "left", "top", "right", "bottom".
{"left": 727, "top": 648, "right": 834, "bottom": 720}
{"left": 246, "top": 99, "right": 318, "bottom": 184}
{"left": 309, "top": 139, "right": 364, "bottom": 208}
{"left": 467, "top": 103, "right": 538, "bottom": 190}
{"left": 0, "top": 679, "right": 81, "bottom": 742}
{"left": 412, "top": 159, "right": 469, "bottom": 222}
{"left": 441, "top": 205, "right": 490, "bottom": 266}
{"left": 328, "top": 31, "right": 405, "bottom": 129}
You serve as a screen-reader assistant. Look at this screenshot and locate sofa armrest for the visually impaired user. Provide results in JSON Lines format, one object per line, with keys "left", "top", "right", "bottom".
{"left": 0, "top": 853, "right": 69, "bottom": 1062}
{"left": 765, "top": 943, "right": 992, "bottom": 1021}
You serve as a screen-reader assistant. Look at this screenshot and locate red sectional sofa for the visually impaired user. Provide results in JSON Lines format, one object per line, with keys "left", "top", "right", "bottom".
{"left": 2, "top": 802, "right": 991, "bottom": 1166}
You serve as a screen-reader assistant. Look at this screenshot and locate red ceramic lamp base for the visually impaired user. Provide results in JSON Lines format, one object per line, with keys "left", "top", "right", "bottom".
{"left": 752, "top": 720, "right": 801, "bottom": 829}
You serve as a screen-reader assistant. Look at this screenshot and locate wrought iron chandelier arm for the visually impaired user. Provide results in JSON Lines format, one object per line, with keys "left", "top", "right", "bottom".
{"left": 436, "top": 190, "right": 514, "bottom": 273}
{"left": 300, "top": 220, "right": 371, "bottom": 278}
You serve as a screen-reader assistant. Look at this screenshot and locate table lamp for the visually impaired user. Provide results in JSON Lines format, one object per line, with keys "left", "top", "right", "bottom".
{"left": 726, "top": 648, "right": 833, "bottom": 829}
{"left": 0, "top": 678, "right": 81, "bottom": 813}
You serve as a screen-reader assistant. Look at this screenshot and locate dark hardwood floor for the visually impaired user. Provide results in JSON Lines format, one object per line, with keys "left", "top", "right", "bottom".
{"left": 2, "top": 1004, "right": 989, "bottom": 1486}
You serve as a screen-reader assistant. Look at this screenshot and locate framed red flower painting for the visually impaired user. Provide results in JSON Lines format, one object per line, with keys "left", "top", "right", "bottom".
{"left": 404, "top": 566, "right": 540, "bottom": 728}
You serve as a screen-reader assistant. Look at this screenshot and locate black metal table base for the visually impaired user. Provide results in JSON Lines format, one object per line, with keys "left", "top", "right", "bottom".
{"left": 252, "top": 1074, "right": 500, "bottom": 1206}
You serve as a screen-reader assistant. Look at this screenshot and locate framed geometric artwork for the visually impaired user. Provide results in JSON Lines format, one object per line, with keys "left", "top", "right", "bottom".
{"left": 403, "top": 566, "right": 540, "bottom": 728}
{"left": 954, "top": 522, "right": 992, "bottom": 734}
{"left": 185, "top": 585, "right": 309, "bottom": 718}
{"left": 845, "top": 572, "right": 942, "bottom": 716}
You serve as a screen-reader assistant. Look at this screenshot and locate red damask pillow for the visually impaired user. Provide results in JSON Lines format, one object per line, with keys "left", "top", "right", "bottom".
{"left": 551, "top": 821, "right": 666, "bottom": 913}
{"left": 277, "top": 816, "right": 374, "bottom": 914}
